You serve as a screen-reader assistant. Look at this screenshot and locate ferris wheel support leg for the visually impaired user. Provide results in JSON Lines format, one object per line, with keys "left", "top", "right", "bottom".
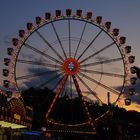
{"left": 45, "top": 75, "right": 68, "bottom": 119}
{"left": 72, "top": 75, "right": 95, "bottom": 130}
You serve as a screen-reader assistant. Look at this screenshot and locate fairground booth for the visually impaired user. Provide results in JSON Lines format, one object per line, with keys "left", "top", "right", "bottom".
{"left": 0, "top": 90, "right": 33, "bottom": 139}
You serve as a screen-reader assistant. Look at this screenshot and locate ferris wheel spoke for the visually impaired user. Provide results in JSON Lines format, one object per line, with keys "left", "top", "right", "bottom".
{"left": 68, "top": 19, "right": 71, "bottom": 57}
{"left": 23, "top": 42, "right": 62, "bottom": 64}
{"left": 35, "top": 30, "right": 64, "bottom": 62}
{"left": 51, "top": 75, "right": 64, "bottom": 92}
{"left": 80, "top": 42, "right": 115, "bottom": 64}
{"left": 78, "top": 71, "right": 120, "bottom": 95}
{"left": 37, "top": 72, "right": 64, "bottom": 89}
{"left": 51, "top": 22, "right": 67, "bottom": 59}
{"left": 39, "top": 76, "right": 65, "bottom": 107}
{"left": 75, "top": 74, "right": 103, "bottom": 104}
{"left": 74, "top": 22, "right": 87, "bottom": 58}
{"left": 46, "top": 74, "right": 68, "bottom": 119}
{"left": 16, "top": 70, "right": 60, "bottom": 80}
{"left": 80, "top": 69, "right": 124, "bottom": 78}
{"left": 17, "top": 59, "right": 61, "bottom": 69}
{"left": 40, "top": 76, "right": 64, "bottom": 106}
{"left": 72, "top": 75, "right": 95, "bottom": 123}
{"left": 77, "top": 29, "right": 102, "bottom": 61}
{"left": 80, "top": 57, "right": 122, "bottom": 68}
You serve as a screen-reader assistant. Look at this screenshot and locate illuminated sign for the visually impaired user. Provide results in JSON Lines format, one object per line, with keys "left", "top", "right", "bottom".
{"left": 14, "top": 114, "right": 21, "bottom": 120}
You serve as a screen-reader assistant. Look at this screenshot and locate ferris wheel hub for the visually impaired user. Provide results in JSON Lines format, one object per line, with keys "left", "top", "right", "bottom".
{"left": 62, "top": 58, "right": 80, "bottom": 75}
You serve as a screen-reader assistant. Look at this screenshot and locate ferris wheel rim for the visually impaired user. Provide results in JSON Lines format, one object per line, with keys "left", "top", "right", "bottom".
{"left": 3, "top": 10, "right": 137, "bottom": 124}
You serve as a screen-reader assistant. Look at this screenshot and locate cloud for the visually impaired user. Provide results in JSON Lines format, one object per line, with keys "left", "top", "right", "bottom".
{"left": 21, "top": 53, "right": 36, "bottom": 60}
{"left": 18, "top": 64, "right": 79, "bottom": 98}
{"left": 135, "top": 104, "right": 140, "bottom": 109}
{"left": 20, "top": 67, "right": 61, "bottom": 90}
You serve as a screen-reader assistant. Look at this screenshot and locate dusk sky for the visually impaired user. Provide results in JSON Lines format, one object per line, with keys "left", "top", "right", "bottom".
{"left": 0, "top": 0, "right": 140, "bottom": 112}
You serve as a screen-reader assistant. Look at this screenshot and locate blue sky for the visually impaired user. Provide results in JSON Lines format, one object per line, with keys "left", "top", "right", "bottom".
{"left": 0, "top": 0, "right": 140, "bottom": 66}
{"left": 0, "top": 0, "right": 140, "bottom": 111}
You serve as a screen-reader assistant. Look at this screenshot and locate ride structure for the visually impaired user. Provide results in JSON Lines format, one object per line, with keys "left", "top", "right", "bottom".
{"left": 3, "top": 9, "right": 137, "bottom": 135}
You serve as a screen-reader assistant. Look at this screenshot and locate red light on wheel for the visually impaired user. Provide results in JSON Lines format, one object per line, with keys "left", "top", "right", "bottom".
{"left": 62, "top": 58, "right": 80, "bottom": 75}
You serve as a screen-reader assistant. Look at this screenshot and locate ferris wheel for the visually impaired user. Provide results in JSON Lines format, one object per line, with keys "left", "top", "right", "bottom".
{"left": 3, "top": 9, "right": 137, "bottom": 128}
